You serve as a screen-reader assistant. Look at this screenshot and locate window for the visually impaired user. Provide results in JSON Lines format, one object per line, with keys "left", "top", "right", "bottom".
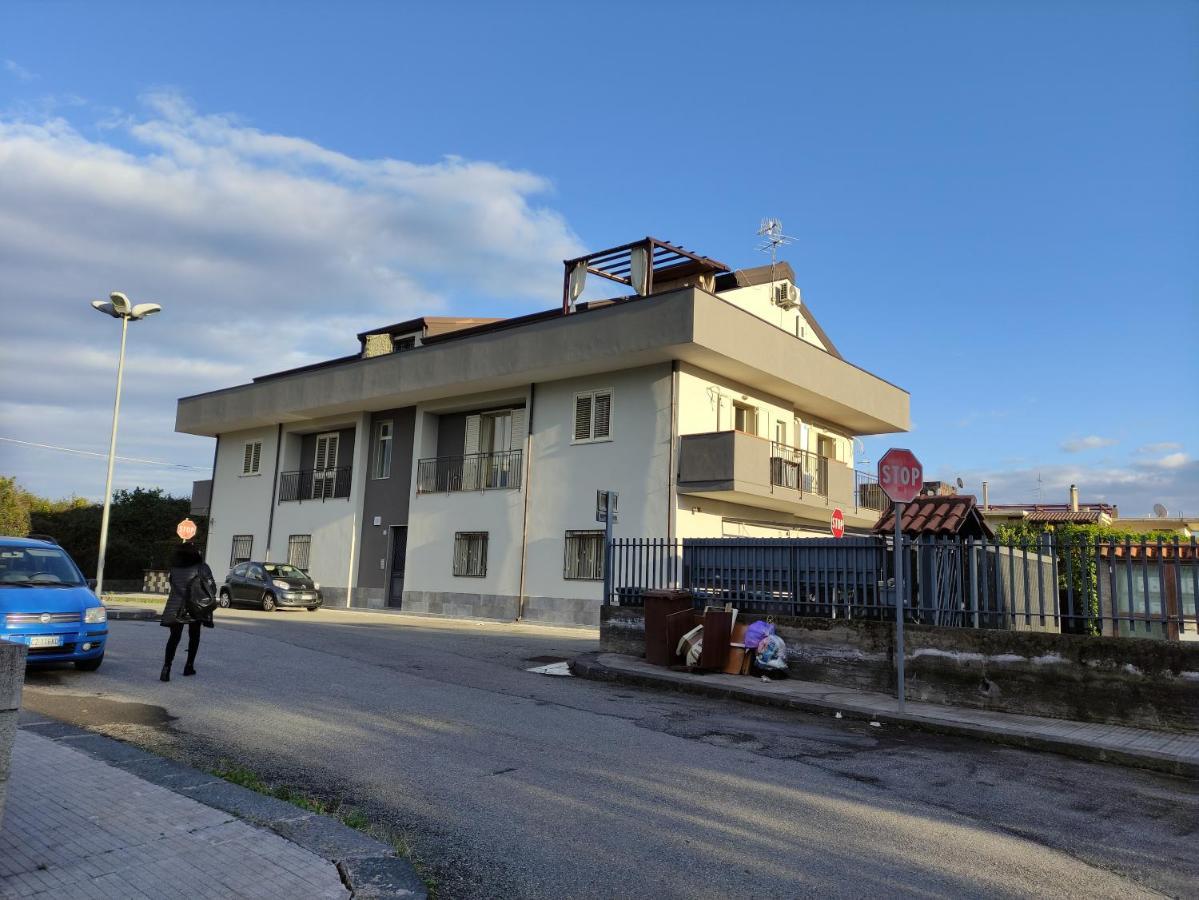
{"left": 733, "top": 402, "right": 758, "bottom": 435}
{"left": 230, "top": 535, "right": 253, "bottom": 567}
{"left": 573, "top": 390, "right": 612, "bottom": 442}
{"left": 393, "top": 335, "right": 417, "bottom": 352}
{"left": 242, "top": 441, "right": 262, "bottom": 476}
{"left": 312, "top": 432, "right": 340, "bottom": 499}
{"left": 231, "top": 563, "right": 249, "bottom": 577}
{"left": 564, "top": 530, "right": 605, "bottom": 580}
{"left": 287, "top": 534, "right": 311, "bottom": 570}
{"left": 452, "top": 532, "right": 488, "bottom": 577}
{"left": 372, "top": 420, "right": 393, "bottom": 479}
{"left": 774, "top": 420, "right": 787, "bottom": 446}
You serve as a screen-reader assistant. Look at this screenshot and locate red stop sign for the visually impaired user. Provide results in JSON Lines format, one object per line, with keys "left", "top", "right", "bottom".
{"left": 878, "top": 448, "right": 924, "bottom": 503}
{"left": 830, "top": 508, "right": 845, "bottom": 539}
{"left": 176, "top": 518, "right": 198, "bottom": 541}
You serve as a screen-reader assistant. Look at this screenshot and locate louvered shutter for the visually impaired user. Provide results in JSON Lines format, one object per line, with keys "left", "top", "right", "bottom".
{"left": 314, "top": 436, "right": 328, "bottom": 471}
{"left": 509, "top": 407, "right": 527, "bottom": 451}
{"left": 574, "top": 395, "right": 592, "bottom": 441}
{"left": 464, "top": 415, "right": 481, "bottom": 455}
{"left": 251, "top": 442, "right": 261, "bottom": 474}
{"left": 243, "top": 443, "right": 254, "bottom": 475}
{"left": 593, "top": 392, "right": 611, "bottom": 439}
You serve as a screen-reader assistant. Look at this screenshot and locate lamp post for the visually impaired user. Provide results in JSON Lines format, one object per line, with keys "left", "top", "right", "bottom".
{"left": 91, "top": 292, "right": 161, "bottom": 598}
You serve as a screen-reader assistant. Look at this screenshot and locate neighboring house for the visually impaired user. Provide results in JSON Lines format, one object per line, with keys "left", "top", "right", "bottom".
{"left": 177, "top": 237, "right": 909, "bottom": 626}
{"left": 980, "top": 484, "right": 1117, "bottom": 530}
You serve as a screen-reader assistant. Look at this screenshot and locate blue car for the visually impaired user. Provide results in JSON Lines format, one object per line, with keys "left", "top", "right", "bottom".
{"left": 0, "top": 537, "right": 108, "bottom": 670}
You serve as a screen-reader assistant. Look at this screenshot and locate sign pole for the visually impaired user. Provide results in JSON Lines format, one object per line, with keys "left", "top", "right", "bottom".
{"left": 602, "top": 491, "right": 615, "bottom": 606}
{"left": 894, "top": 501, "right": 906, "bottom": 712}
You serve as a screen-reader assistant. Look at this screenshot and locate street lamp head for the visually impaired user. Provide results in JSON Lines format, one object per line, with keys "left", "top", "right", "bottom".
{"left": 130, "top": 303, "right": 162, "bottom": 320}
{"left": 91, "top": 300, "right": 121, "bottom": 318}
{"left": 108, "top": 292, "right": 132, "bottom": 316}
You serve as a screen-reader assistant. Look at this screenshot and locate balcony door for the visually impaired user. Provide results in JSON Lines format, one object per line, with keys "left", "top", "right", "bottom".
{"left": 312, "top": 432, "right": 340, "bottom": 499}
{"left": 463, "top": 408, "right": 525, "bottom": 489}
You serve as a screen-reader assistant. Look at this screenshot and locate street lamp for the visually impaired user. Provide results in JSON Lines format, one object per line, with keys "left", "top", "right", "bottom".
{"left": 90, "top": 292, "right": 162, "bottom": 598}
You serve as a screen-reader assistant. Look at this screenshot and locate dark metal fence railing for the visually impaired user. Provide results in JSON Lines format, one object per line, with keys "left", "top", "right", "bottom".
{"left": 606, "top": 535, "right": 1199, "bottom": 640}
{"left": 770, "top": 442, "right": 828, "bottom": 496}
{"left": 855, "top": 470, "right": 887, "bottom": 512}
{"left": 278, "top": 467, "right": 352, "bottom": 502}
{"left": 416, "top": 450, "right": 523, "bottom": 493}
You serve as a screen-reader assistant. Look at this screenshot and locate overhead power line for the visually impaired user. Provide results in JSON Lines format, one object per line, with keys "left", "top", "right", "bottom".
{"left": 0, "top": 436, "right": 209, "bottom": 471}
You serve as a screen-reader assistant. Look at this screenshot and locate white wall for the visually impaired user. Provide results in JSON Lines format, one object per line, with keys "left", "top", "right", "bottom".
{"left": 674, "top": 496, "right": 829, "bottom": 539}
{"left": 522, "top": 364, "right": 673, "bottom": 604}
{"left": 205, "top": 425, "right": 279, "bottom": 581}
{"left": 716, "top": 280, "right": 828, "bottom": 352}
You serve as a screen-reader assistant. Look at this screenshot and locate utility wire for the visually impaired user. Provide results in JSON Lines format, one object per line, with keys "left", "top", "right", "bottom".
{"left": 0, "top": 436, "right": 208, "bottom": 471}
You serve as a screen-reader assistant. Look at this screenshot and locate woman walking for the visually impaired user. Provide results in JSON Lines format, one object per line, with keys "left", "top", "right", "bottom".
{"left": 161, "top": 542, "right": 216, "bottom": 681}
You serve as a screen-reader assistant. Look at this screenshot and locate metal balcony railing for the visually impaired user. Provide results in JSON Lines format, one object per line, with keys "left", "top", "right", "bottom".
{"left": 278, "top": 467, "right": 352, "bottom": 502}
{"left": 769, "top": 442, "right": 828, "bottom": 496}
{"left": 416, "top": 449, "right": 523, "bottom": 493}
{"left": 855, "top": 470, "right": 887, "bottom": 512}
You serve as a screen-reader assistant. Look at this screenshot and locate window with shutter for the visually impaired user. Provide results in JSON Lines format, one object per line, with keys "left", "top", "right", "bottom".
{"left": 509, "top": 407, "right": 527, "bottom": 450}
{"left": 572, "top": 390, "right": 613, "bottom": 443}
{"left": 242, "top": 441, "right": 262, "bottom": 476}
{"left": 573, "top": 395, "right": 592, "bottom": 441}
{"left": 563, "top": 530, "right": 605, "bottom": 580}
{"left": 452, "top": 532, "right": 488, "bottom": 577}
{"left": 593, "top": 392, "right": 611, "bottom": 439}
{"left": 312, "top": 432, "right": 340, "bottom": 499}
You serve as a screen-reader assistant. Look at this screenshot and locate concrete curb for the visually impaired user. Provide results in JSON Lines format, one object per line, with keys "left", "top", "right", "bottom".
{"left": 17, "top": 712, "right": 427, "bottom": 898}
{"left": 570, "top": 652, "right": 1199, "bottom": 780}
{"left": 105, "top": 607, "right": 161, "bottom": 621}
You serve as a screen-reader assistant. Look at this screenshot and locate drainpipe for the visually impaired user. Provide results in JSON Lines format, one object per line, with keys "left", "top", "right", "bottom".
{"left": 264, "top": 424, "right": 283, "bottom": 560}
{"left": 1070, "top": 484, "right": 1079, "bottom": 513}
{"left": 668, "top": 361, "right": 678, "bottom": 542}
{"left": 516, "top": 383, "right": 535, "bottom": 621}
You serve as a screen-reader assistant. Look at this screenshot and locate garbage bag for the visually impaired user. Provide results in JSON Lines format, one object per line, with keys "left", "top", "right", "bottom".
{"left": 755, "top": 634, "right": 788, "bottom": 670}
{"left": 744, "top": 620, "right": 774, "bottom": 650}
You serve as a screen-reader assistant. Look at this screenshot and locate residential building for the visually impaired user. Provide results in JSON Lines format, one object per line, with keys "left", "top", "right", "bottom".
{"left": 177, "top": 238, "right": 909, "bottom": 626}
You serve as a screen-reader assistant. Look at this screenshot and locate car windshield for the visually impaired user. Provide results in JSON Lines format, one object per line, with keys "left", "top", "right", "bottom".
{"left": 0, "top": 545, "right": 86, "bottom": 586}
{"left": 263, "top": 564, "right": 307, "bottom": 579}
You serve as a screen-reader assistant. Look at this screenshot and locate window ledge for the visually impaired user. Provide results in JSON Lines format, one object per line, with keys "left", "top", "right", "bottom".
{"left": 571, "top": 437, "right": 614, "bottom": 446}
{"left": 238, "top": 473, "right": 262, "bottom": 478}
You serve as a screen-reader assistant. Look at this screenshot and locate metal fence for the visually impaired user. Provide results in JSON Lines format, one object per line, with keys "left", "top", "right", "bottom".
{"left": 769, "top": 442, "right": 827, "bottom": 495}
{"left": 416, "top": 450, "right": 523, "bottom": 493}
{"left": 278, "top": 467, "right": 353, "bottom": 502}
{"left": 607, "top": 535, "right": 1199, "bottom": 640}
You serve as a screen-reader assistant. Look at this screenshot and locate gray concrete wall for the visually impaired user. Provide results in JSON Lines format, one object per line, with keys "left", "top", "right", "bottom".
{"left": 356, "top": 407, "right": 415, "bottom": 592}
{"left": 0, "top": 641, "right": 27, "bottom": 827}
{"left": 600, "top": 606, "right": 1199, "bottom": 732}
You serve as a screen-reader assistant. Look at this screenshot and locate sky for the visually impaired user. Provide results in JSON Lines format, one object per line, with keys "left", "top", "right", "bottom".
{"left": 0, "top": 0, "right": 1196, "bottom": 517}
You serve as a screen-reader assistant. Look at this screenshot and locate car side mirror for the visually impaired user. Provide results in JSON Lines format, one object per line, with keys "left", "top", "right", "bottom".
{"left": 87, "top": 578, "right": 97, "bottom": 590}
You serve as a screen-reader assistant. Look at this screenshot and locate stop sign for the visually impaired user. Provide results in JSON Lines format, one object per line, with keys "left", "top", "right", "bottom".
{"left": 176, "top": 518, "right": 198, "bottom": 541}
{"left": 830, "top": 508, "right": 845, "bottom": 539}
{"left": 878, "top": 448, "right": 924, "bottom": 503}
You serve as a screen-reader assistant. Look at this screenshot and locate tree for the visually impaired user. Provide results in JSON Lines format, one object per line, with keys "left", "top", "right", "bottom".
{"left": 0, "top": 476, "right": 31, "bottom": 537}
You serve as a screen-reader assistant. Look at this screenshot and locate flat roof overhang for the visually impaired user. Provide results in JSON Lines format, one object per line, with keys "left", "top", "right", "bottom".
{"left": 176, "top": 288, "right": 910, "bottom": 437}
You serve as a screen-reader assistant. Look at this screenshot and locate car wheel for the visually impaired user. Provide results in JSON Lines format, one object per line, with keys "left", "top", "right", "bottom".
{"left": 218, "top": 590, "right": 231, "bottom": 608}
{"left": 261, "top": 593, "right": 276, "bottom": 612}
{"left": 306, "top": 606, "right": 318, "bottom": 612}
{"left": 75, "top": 654, "right": 104, "bottom": 672}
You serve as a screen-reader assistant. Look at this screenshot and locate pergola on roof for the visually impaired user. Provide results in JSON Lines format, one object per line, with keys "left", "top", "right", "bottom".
{"left": 562, "top": 237, "right": 730, "bottom": 312}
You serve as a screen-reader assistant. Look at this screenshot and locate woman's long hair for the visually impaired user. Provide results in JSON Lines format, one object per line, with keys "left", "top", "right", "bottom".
{"left": 171, "top": 542, "right": 204, "bottom": 568}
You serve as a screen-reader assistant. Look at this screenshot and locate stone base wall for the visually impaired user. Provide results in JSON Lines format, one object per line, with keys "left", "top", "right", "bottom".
{"left": 350, "top": 588, "right": 387, "bottom": 609}
{"left": 0, "top": 641, "right": 27, "bottom": 827}
{"left": 601, "top": 606, "right": 1199, "bottom": 732}
{"left": 398, "top": 591, "right": 601, "bottom": 627}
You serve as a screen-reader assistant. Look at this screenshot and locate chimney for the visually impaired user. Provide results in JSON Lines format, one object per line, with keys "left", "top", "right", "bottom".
{"left": 1069, "top": 484, "right": 1079, "bottom": 512}
{"left": 982, "top": 481, "right": 989, "bottom": 509}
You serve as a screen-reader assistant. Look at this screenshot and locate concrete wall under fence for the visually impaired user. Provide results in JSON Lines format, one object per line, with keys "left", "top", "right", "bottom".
{"left": 600, "top": 606, "right": 1199, "bottom": 732}
{"left": 0, "top": 641, "right": 26, "bottom": 827}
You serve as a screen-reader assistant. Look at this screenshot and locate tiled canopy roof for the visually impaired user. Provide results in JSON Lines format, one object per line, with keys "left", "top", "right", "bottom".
{"left": 873, "top": 495, "right": 995, "bottom": 539}
{"left": 1026, "top": 510, "right": 1107, "bottom": 524}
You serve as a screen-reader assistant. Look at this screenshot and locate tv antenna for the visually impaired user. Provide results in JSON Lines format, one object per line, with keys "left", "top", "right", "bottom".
{"left": 756, "top": 218, "right": 796, "bottom": 291}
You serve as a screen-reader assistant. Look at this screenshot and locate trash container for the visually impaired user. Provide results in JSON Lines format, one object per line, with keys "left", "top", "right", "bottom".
{"left": 642, "top": 589, "right": 693, "bottom": 666}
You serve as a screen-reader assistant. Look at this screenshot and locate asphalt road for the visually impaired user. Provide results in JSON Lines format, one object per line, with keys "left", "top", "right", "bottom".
{"left": 20, "top": 608, "right": 1199, "bottom": 899}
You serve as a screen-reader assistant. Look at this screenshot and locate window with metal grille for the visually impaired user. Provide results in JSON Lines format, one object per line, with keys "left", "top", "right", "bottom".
{"left": 230, "top": 535, "right": 253, "bottom": 567}
{"left": 573, "top": 389, "right": 613, "bottom": 443}
{"left": 452, "top": 532, "right": 488, "bottom": 577}
{"left": 563, "top": 530, "right": 604, "bottom": 580}
{"left": 372, "top": 420, "right": 393, "bottom": 479}
{"left": 242, "top": 441, "right": 262, "bottom": 475}
{"left": 287, "top": 535, "right": 311, "bottom": 570}
{"left": 392, "top": 335, "right": 417, "bottom": 352}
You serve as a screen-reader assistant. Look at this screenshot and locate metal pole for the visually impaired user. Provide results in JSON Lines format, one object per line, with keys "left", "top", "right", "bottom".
{"left": 94, "top": 313, "right": 129, "bottom": 598}
{"left": 894, "top": 501, "right": 906, "bottom": 711}
{"left": 602, "top": 492, "right": 614, "bottom": 605}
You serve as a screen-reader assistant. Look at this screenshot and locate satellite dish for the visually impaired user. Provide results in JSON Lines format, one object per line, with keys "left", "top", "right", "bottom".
{"left": 956, "top": 477, "right": 965, "bottom": 489}
{"left": 1153, "top": 503, "right": 1168, "bottom": 518}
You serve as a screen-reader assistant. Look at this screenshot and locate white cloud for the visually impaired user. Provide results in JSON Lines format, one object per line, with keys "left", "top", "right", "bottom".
{"left": 0, "top": 92, "right": 583, "bottom": 499}
{"left": 3, "top": 60, "right": 36, "bottom": 82}
{"left": 1136, "top": 441, "right": 1182, "bottom": 455}
{"left": 1060, "top": 435, "right": 1118, "bottom": 453}
{"left": 1152, "top": 453, "right": 1189, "bottom": 470}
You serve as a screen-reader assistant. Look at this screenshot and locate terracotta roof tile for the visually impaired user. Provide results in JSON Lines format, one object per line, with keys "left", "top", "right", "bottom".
{"left": 872, "top": 495, "right": 995, "bottom": 539}
{"left": 1026, "top": 510, "right": 1105, "bottom": 524}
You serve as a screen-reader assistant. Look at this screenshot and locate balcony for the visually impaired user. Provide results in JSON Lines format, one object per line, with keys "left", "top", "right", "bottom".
{"left": 676, "top": 431, "right": 885, "bottom": 528}
{"left": 279, "top": 467, "right": 352, "bottom": 502}
{"left": 416, "top": 450, "right": 523, "bottom": 494}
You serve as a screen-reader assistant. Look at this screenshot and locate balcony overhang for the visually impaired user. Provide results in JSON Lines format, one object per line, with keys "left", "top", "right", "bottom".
{"left": 177, "top": 287, "right": 909, "bottom": 437}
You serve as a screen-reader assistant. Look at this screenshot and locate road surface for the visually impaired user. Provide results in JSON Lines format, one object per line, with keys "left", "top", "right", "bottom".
{"left": 19, "top": 608, "right": 1198, "bottom": 899}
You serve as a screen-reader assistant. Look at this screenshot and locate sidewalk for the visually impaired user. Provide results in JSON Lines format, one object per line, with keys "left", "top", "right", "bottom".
{"left": 571, "top": 652, "right": 1199, "bottom": 779}
{"left": 1, "top": 716, "right": 426, "bottom": 899}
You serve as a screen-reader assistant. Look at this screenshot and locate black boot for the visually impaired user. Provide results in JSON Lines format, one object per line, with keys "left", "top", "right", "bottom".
{"left": 160, "top": 664, "right": 171, "bottom": 682}
{"left": 183, "top": 663, "right": 196, "bottom": 676}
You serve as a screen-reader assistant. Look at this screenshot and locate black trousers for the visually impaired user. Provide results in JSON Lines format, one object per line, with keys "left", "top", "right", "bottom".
{"left": 164, "top": 622, "right": 202, "bottom": 667}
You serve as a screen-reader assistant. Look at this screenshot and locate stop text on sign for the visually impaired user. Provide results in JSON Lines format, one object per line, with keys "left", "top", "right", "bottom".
{"left": 880, "top": 464, "right": 922, "bottom": 487}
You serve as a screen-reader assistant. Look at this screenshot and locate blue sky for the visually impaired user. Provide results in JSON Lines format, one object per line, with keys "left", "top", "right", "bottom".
{"left": 1, "top": 1, "right": 1196, "bottom": 515}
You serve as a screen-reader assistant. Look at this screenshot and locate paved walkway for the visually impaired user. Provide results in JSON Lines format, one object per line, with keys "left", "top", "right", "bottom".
{"left": 573, "top": 652, "right": 1199, "bottom": 778}
{"left": 0, "top": 730, "right": 348, "bottom": 899}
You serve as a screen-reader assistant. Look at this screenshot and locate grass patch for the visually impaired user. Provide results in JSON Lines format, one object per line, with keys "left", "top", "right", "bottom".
{"left": 209, "top": 759, "right": 436, "bottom": 896}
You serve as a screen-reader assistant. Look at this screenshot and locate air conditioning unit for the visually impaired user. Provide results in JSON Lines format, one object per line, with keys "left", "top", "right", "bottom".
{"left": 772, "top": 282, "right": 800, "bottom": 310}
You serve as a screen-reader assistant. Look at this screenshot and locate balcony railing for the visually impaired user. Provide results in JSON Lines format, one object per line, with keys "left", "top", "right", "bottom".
{"left": 278, "top": 467, "right": 352, "bottom": 502}
{"left": 417, "top": 449, "right": 523, "bottom": 494}
{"left": 769, "top": 442, "right": 828, "bottom": 496}
{"left": 855, "top": 470, "right": 887, "bottom": 512}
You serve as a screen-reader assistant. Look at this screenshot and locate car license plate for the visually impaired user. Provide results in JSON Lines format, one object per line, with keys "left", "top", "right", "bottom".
{"left": 29, "top": 635, "right": 63, "bottom": 648}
